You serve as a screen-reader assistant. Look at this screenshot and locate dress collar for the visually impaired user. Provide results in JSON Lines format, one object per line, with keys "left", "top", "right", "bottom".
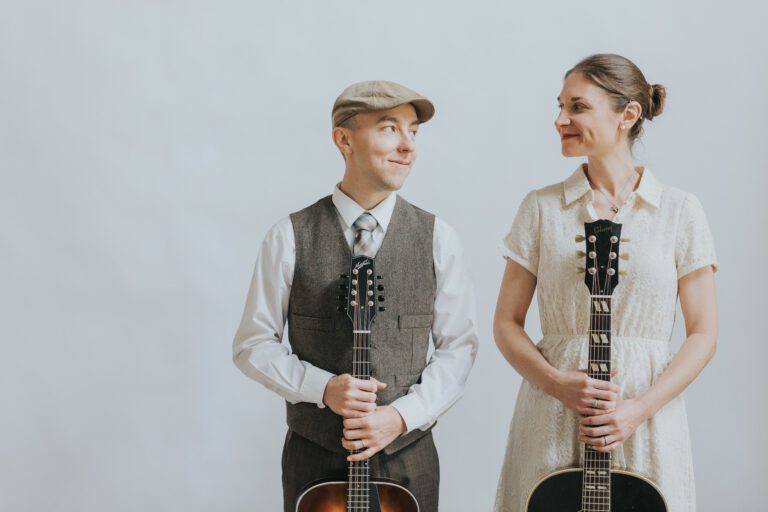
{"left": 563, "top": 163, "right": 662, "bottom": 209}
{"left": 331, "top": 184, "right": 397, "bottom": 232}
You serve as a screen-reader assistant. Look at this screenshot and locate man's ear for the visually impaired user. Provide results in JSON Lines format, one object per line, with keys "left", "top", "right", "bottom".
{"left": 332, "top": 126, "right": 353, "bottom": 157}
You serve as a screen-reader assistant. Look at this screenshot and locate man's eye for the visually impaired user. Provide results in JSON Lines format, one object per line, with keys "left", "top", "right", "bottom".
{"left": 384, "top": 125, "right": 396, "bottom": 132}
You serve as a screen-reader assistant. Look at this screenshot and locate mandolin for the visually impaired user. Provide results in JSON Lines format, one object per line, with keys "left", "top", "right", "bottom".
{"left": 526, "top": 220, "right": 667, "bottom": 512}
{"left": 295, "top": 255, "right": 419, "bottom": 512}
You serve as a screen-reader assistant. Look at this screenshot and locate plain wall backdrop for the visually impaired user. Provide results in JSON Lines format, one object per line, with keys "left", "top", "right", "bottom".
{"left": 1, "top": 1, "right": 766, "bottom": 510}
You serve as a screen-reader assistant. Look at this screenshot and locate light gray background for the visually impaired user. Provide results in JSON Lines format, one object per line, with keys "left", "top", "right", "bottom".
{"left": 2, "top": 1, "right": 766, "bottom": 511}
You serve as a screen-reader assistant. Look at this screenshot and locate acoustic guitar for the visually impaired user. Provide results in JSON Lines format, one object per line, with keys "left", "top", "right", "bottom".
{"left": 295, "top": 255, "right": 420, "bottom": 511}
{"left": 526, "top": 220, "right": 667, "bottom": 511}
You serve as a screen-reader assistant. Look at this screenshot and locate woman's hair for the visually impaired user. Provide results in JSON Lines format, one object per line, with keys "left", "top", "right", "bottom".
{"left": 565, "top": 54, "right": 666, "bottom": 145}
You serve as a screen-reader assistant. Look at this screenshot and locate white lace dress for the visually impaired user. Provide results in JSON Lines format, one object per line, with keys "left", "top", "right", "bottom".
{"left": 494, "top": 166, "right": 718, "bottom": 512}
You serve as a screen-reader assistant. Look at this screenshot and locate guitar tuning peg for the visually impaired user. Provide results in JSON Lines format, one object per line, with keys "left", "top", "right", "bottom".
{"left": 576, "top": 250, "right": 586, "bottom": 258}
{"left": 575, "top": 235, "right": 586, "bottom": 243}
{"left": 620, "top": 238, "right": 630, "bottom": 243}
{"left": 620, "top": 253, "right": 630, "bottom": 260}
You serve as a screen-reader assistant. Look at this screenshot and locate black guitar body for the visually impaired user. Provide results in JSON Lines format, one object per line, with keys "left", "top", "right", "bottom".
{"left": 526, "top": 468, "right": 667, "bottom": 511}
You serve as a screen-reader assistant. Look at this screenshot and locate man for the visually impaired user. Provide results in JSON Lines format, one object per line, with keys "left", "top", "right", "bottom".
{"left": 233, "top": 80, "right": 478, "bottom": 512}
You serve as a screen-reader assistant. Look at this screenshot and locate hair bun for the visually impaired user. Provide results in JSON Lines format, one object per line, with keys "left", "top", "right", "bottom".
{"left": 648, "top": 83, "right": 666, "bottom": 119}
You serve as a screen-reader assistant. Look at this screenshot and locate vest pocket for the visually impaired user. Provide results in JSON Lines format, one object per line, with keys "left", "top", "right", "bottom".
{"left": 398, "top": 314, "right": 433, "bottom": 371}
{"left": 290, "top": 314, "right": 333, "bottom": 332}
{"left": 395, "top": 373, "right": 422, "bottom": 388}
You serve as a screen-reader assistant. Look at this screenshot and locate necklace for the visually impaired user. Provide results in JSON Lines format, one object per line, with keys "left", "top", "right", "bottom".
{"left": 589, "top": 171, "right": 638, "bottom": 214}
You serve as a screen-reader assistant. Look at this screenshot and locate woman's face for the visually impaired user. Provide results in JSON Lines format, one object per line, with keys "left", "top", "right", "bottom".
{"left": 555, "top": 72, "right": 627, "bottom": 157}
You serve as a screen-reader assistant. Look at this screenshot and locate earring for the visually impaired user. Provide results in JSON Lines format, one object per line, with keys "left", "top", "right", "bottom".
{"left": 620, "top": 124, "right": 627, "bottom": 130}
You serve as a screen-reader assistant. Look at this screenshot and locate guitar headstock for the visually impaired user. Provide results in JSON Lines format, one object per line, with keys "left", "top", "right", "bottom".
{"left": 581, "top": 220, "right": 623, "bottom": 296}
{"left": 338, "top": 256, "right": 383, "bottom": 328}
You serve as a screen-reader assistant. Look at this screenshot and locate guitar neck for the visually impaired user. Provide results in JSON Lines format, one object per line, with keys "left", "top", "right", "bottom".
{"left": 582, "top": 294, "right": 613, "bottom": 512}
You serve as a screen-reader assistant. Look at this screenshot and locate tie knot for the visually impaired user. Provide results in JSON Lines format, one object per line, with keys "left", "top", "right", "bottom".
{"left": 353, "top": 212, "right": 378, "bottom": 233}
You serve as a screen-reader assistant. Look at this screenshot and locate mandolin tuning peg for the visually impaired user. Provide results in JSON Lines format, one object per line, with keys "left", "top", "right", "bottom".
{"left": 620, "top": 253, "right": 630, "bottom": 260}
{"left": 575, "top": 235, "right": 586, "bottom": 243}
{"left": 577, "top": 266, "right": 586, "bottom": 273}
{"left": 620, "top": 238, "right": 630, "bottom": 243}
{"left": 576, "top": 250, "right": 586, "bottom": 258}
{"left": 619, "top": 270, "right": 627, "bottom": 276}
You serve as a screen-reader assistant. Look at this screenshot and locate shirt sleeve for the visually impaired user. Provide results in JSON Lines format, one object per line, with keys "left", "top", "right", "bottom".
{"left": 389, "top": 218, "right": 479, "bottom": 433}
{"left": 232, "top": 218, "right": 335, "bottom": 407}
{"left": 675, "top": 194, "right": 718, "bottom": 279}
{"left": 499, "top": 189, "right": 540, "bottom": 276}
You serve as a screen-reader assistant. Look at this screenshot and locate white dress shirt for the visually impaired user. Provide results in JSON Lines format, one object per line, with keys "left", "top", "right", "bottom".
{"left": 233, "top": 186, "right": 479, "bottom": 433}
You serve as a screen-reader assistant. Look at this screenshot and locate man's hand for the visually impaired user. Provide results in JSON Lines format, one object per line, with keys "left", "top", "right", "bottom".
{"left": 323, "top": 374, "right": 386, "bottom": 418}
{"left": 341, "top": 405, "right": 406, "bottom": 461}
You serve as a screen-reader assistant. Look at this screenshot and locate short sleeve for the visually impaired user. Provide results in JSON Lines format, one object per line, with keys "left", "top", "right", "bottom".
{"left": 500, "top": 190, "right": 540, "bottom": 276}
{"left": 675, "top": 194, "right": 718, "bottom": 279}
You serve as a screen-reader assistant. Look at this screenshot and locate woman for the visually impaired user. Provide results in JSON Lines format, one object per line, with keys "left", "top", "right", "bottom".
{"left": 494, "top": 54, "right": 718, "bottom": 511}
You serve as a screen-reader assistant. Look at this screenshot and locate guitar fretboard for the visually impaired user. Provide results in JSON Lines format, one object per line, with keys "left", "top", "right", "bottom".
{"left": 583, "top": 295, "right": 612, "bottom": 512}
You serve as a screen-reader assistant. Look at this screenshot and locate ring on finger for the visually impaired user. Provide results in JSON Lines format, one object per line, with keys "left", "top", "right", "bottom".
{"left": 591, "top": 398, "right": 598, "bottom": 409}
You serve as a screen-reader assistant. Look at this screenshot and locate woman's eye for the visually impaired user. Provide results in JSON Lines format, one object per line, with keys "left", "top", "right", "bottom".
{"left": 384, "top": 125, "right": 396, "bottom": 132}
{"left": 410, "top": 130, "right": 418, "bottom": 138}
{"left": 571, "top": 103, "right": 585, "bottom": 112}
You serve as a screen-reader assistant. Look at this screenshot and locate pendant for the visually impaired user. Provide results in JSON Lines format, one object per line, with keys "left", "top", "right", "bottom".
{"left": 610, "top": 205, "right": 620, "bottom": 214}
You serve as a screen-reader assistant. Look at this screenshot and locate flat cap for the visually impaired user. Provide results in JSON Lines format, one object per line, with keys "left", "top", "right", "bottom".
{"left": 332, "top": 80, "right": 435, "bottom": 127}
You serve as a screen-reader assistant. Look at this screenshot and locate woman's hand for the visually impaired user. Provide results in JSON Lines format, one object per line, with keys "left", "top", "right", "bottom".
{"left": 578, "top": 397, "right": 649, "bottom": 452}
{"left": 550, "top": 369, "right": 619, "bottom": 415}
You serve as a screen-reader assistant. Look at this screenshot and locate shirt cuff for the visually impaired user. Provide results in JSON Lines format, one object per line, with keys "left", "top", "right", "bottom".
{"left": 300, "top": 365, "right": 335, "bottom": 408}
{"left": 389, "top": 393, "right": 432, "bottom": 433}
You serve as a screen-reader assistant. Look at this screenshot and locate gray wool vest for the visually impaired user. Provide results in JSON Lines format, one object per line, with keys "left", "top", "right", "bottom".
{"left": 287, "top": 195, "right": 436, "bottom": 455}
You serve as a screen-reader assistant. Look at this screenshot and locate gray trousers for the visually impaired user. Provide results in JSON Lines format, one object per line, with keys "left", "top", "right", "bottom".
{"left": 282, "top": 429, "right": 439, "bottom": 512}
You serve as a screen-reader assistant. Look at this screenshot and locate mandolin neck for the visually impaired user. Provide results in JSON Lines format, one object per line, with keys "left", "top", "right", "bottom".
{"left": 348, "top": 329, "right": 372, "bottom": 511}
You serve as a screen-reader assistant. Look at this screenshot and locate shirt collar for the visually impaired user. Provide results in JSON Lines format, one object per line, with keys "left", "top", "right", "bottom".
{"left": 563, "top": 164, "right": 662, "bottom": 209}
{"left": 331, "top": 184, "right": 397, "bottom": 232}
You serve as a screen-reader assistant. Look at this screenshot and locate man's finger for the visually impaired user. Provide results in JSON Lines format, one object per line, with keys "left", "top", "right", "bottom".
{"left": 354, "top": 378, "right": 380, "bottom": 393}
{"left": 370, "top": 378, "right": 387, "bottom": 390}
{"left": 343, "top": 428, "right": 365, "bottom": 440}
{"left": 347, "top": 446, "right": 377, "bottom": 462}
{"left": 350, "top": 390, "right": 377, "bottom": 403}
